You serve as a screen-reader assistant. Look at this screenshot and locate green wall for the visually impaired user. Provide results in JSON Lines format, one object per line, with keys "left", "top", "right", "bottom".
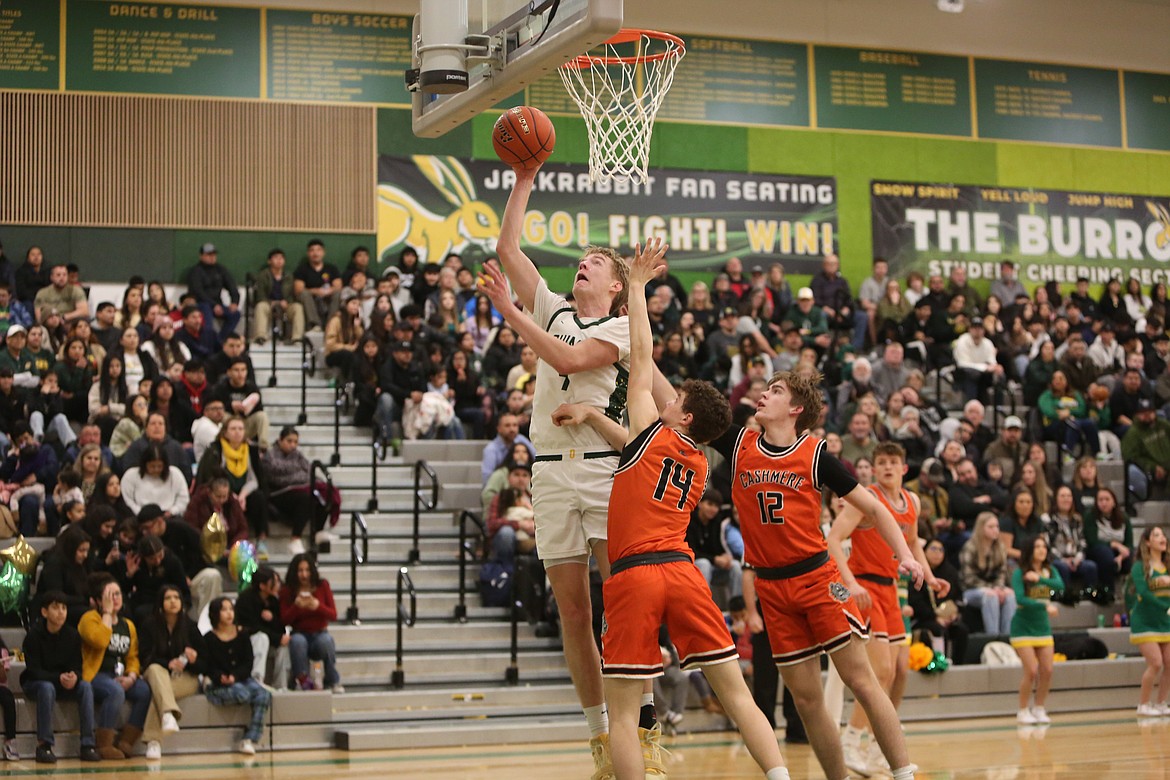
{"left": 383, "top": 107, "right": 1170, "bottom": 292}
{"left": 5, "top": 105, "right": 1168, "bottom": 292}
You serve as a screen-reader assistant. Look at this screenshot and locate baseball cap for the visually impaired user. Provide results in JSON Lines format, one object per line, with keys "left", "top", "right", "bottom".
{"left": 6, "top": 324, "right": 26, "bottom": 338}
{"left": 751, "top": 265, "right": 764, "bottom": 274}
{"left": 921, "top": 457, "right": 945, "bottom": 481}
{"left": 1004, "top": 415, "right": 1023, "bottom": 429}
{"left": 392, "top": 340, "right": 414, "bottom": 352}
{"left": 970, "top": 316, "right": 984, "bottom": 328}
{"left": 1137, "top": 398, "right": 1155, "bottom": 412}
{"left": 137, "top": 503, "right": 166, "bottom": 523}
{"left": 720, "top": 306, "right": 738, "bottom": 319}
{"left": 508, "top": 461, "right": 532, "bottom": 475}
{"left": 199, "top": 242, "right": 217, "bottom": 254}
{"left": 748, "top": 355, "right": 767, "bottom": 367}
{"left": 797, "top": 287, "right": 814, "bottom": 300}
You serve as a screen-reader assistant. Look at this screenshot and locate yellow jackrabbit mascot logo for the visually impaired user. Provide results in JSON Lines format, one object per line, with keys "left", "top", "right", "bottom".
{"left": 377, "top": 156, "right": 501, "bottom": 264}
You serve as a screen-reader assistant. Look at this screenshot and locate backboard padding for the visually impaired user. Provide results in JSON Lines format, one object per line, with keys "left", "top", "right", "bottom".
{"left": 412, "top": 0, "right": 622, "bottom": 137}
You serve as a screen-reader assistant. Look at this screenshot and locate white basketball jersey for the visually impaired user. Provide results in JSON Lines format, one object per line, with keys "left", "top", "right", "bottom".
{"left": 529, "top": 279, "right": 631, "bottom": 451}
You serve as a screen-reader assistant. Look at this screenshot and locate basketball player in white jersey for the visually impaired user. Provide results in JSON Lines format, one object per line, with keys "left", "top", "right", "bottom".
{"left": 481, "top": 164, "right": 666, "bottom": 778}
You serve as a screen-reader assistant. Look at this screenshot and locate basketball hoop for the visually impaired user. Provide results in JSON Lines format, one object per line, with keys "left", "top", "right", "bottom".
{"left": 559, "top": 29, "right": 685, "bottom": 184}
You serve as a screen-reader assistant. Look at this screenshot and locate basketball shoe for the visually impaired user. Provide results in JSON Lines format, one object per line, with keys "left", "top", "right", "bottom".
{"left": 639, "top": 723, "right": 669, "bottom": 777}
{"left": 590, "top": 733, "right": 615, "bottom": 780}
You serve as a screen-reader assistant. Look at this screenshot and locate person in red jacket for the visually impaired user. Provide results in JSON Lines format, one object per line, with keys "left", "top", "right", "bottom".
{"left": 279, "top": 554, "right": 341, "bottom": 692}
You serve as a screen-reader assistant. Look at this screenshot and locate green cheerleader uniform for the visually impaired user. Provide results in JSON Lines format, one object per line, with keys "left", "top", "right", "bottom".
{"left": 1129, "top": 561, "right": 1170, "bottom": 644}
{"left": 1010, "top": 567, "right": 1063, "bottom": 648}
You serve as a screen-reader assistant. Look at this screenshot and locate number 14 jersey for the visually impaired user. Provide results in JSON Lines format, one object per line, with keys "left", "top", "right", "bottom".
{"left": 717, "top": 429, "right": 858, "bottom": 570}
{"left": 607, "top": 420, "right": 707, "bottom": 562}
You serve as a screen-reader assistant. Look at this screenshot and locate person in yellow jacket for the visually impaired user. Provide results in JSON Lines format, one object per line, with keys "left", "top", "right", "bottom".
{"left": 79, "top": 573, "right": 151, "bottom": 760}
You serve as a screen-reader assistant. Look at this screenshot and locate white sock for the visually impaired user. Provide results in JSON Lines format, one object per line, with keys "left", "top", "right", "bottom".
{"left": 641, "top": 693, "right": 654, "bottom": 708}
{"left": 584, "top": 704, "right": 609, "bottom": 738}
{"left": 765, "top": 768, "right": 791, "bottom": 780}
{"left": 892, "top": 767, "right": 916, "bottom": 780}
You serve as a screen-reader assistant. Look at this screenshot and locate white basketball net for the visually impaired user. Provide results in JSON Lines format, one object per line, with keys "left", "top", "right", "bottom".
{"left": 559, "top": 31, "right": 684, "bottom": 184}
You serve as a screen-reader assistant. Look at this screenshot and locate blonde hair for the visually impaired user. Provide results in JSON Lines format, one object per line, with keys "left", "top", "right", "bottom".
{"left": 972, "top": 511, "right": 1006, "bottom": 571}
{"left": 580, "top": 245, "right": 629, "bottom": 316}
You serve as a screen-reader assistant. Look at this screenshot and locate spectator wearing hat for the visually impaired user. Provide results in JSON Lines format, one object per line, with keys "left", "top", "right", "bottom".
{"left": 952, "top": 316, "right": 1004, "bottom": 403}
{"left": 1123, "top": 399, "right": 1170, "bottom": 501}
{"left": 136, "top": 504, "right": 223, "bottom": 621}
{"left": 1087, "top": 322, "right": 1125, "bottom": 374}
{"left": 984, "top": 415, "right": 1028, "bottom": 485}
{"left": 185, "top": 244, "right": 240, "bottom": 345}
{"left": 990, "top": 260, "right": 1028, "bottom": 308}
{"left": 251, "top": 248, "right": 305, "bottom": 344}
{"left": 293, "top": 239, "right": 341, "bottom": 330}
{"left": 0, "top": 324, "right": 38, "bottom": 389}
{"left": 786, "top": 286, "right": 831, "bottom": 350}
{"left": 374, "top": 339, "right": 426, "bottom": 442}
{"left": 705, "top": 305, "right": 745, "bottom": 370}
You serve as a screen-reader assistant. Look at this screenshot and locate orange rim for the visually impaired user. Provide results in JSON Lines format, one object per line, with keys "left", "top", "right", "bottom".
{"left": 562, "top": 28, "right": 685, "bottom": 69}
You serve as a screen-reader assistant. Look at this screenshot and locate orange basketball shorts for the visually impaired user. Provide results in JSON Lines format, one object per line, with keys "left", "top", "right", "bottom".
{"left": 755, "top": 558, "right": 868, "bottom": 667}
{"left": 856, "top": 577, "right": 906, "bottom": 644}
{"left": 601, "top": 561, "right": 737, "bottom": 678}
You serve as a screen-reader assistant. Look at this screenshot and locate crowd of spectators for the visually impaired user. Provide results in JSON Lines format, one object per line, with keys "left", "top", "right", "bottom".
{"left": 0, "top": 237, "right": 359, "bottom": 761}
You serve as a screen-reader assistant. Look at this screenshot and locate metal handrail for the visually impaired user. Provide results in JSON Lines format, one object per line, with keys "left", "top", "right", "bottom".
{"left": 505, "top": 598, "right": 521, "bottom": 685}
{"left": 391, "top": 566, "right": 416, "bottom": 689}
{"left": 455, "top": 509, "right": 487, "bottom": 623}
{"left": 369, "top": 432, "right": 390, "bottom": 512}
{"left": 346, "top": 511, "right": 369, "bottom": 624}
{"left": 267, "top": 311, "right": 279, "bottom": 388}
{"left": 297, "top": 338, "right": 315, "bottom": 426}
{"left": 409, "top": 460, "right": 439, "bottom": 563}
{"left": 309, "top": 459, "right": 335, "bottom": 554}
{"left": 330, "top": 381, "right": 350, "bottom": 467}
{"left": 243, "top": 273, "right": 255, "bottom": 349}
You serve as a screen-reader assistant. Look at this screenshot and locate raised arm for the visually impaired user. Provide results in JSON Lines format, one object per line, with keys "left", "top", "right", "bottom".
{"left": 495, "top": 167, "right": 544, "bottom": 312}
{"left": 625, "top": 239, "right": 668, "bottom": 439}
{"left": 478, "top": 260, "right": 618, "bottom": 375}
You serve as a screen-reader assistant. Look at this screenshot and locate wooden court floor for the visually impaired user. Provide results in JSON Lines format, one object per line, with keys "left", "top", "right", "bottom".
{"left": 12, "top": 711, "right": 1167, "bottom": 778}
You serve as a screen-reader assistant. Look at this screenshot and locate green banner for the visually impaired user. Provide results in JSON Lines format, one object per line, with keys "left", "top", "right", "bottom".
{"left": 1124, "top": 70, "right": 1170, "bottom": 152}
{"left": 265, "top": 10, "right": 411, "bottom": 105}
{"left": 974, "top": 58, "right": 1123, "bottom": 147}
{"left": 65, "top": 0, "right": 261, "bottom": 97}
{"left": 377, "top": 155, "right": 837, "bottom": 274}
{"left": 814, "top": 45, "right": 970, "bottom": 136}
{"left": 0, "top": 0, "right": 60, "bottom": 90}
{"left": 871, "top": 180, "right": 1170, "bottom": 287}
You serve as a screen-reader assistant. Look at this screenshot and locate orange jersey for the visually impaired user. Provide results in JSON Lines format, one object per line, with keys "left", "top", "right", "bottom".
{"left": 607, "top": 421, "right": 707, "bottom": 562}
{"left": 849, "top": 485, "right": 917, "bottom": 579}
{"left": 731, "top": 430, "right": 855, "bottom": 569}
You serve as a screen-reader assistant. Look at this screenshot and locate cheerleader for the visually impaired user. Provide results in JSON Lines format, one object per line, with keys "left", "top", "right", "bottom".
{"left": 1011, "top": 536, "right": 1062, "bottom": 725}
{"left": 1129, "top": 527, "right": 1170, "bottom": 716}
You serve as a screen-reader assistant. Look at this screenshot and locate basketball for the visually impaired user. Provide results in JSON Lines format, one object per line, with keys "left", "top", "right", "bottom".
{"left": 492, "top": 106, "right": 556, "bottom": 169}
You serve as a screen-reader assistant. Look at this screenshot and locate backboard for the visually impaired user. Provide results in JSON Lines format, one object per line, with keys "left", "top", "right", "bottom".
{"left": 409, "top": 0, "right": 622, "bottom": 137}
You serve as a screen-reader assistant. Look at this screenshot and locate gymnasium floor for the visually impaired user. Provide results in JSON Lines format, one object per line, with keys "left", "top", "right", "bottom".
{"left": 12, "top": 710, "right": 1164, "bottom": 778}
